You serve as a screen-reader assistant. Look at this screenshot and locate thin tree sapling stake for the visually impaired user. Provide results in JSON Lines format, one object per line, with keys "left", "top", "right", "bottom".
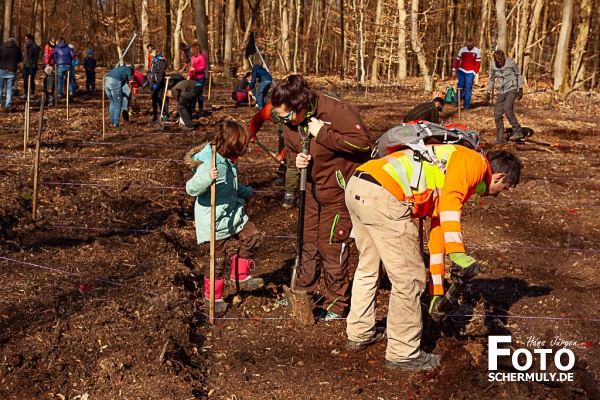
{"left": 209, "top": 143, "right": 217, "bottom": 324}
{"left": 102, "top": 75, "right": 106, "bottom": 139}
{"left": 207, "top": 73, "right": 212, "bottom": 100}
{"left": 32, "top": 94, "right": 46, "bottom": 221}
{"left": 26, "top": 75, "right": 31, "bottom": 140}
{"left": 457, "top": 87, "right": 461, "bottom": 124}
{"left": 66, "top": 70, "right": 70, "bottom": 121}
{"left": 54, "top": 65, "right": 58, "bottom": 105}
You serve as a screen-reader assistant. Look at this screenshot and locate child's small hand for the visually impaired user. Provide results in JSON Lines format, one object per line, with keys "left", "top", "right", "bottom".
{"left": 209, "top": 167, "right": 218, "bottom": 180}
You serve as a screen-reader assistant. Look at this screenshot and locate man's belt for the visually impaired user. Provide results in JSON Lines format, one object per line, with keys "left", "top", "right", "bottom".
{"left": 353, "top": 171, "right": 381, "bottom": 186}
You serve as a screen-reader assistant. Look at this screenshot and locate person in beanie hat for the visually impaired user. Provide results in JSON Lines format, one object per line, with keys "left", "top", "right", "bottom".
{"left": 84, "top": 49, "right": 97, "bottom": 91}
{"left": 43, "top": 65, "right": 56, "bottom": 106}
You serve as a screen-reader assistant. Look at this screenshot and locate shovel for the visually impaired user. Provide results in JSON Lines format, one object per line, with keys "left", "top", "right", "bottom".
{"left": 157, "top": 77, "right": 170, "bottom": 131}
{"left": 254, "top": 138, "right": 285, "bottom": 166}
{"left": 282, "top": 132, "right": 315, "bottom": 326}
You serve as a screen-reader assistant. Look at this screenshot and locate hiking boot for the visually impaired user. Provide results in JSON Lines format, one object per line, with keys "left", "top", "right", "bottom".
{"left": 319, "top": 310, "right": 342, "bottom": 321}
{"left": 347, "top": 326, "right": 387, "bottom": 350}
{"left": 204, "top": 277, "right": 228, "bottom": 315}
{"left": 385, "top": 352, "right": 441, "bottom": 372}
{"left": 282, "top": 193, "right": 296, "bottom": 208}
{"left": 122, "top": 110, "right": 130, "bottom": 122}
{"left": 492, "top": 139, "right": 507, "bottom": 145}
{"left": 230, "top": 254, "right": 264, "bottom": 291}
{"left": 274, "top": 174, "right": 285, "bottom": 186}
{"left": 181, "top": 125, "right": 195, "bottom": 131}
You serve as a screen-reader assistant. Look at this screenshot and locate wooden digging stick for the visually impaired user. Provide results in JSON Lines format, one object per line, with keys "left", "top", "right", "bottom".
{"left": 457, "top": 87, "right": 461, "bottom": 124}
{"left": 66, "top": 70, "right": 70, "bottom": 121}
{"left": 248, "top": 91, "right": 251, "bottom": 108}
{"left": 209, "top": 143, "right": 217, "bottom": 324}
{"left": 32, "top": 93, "right": 46, "bottom": 221}
{"left": 26, "top": 75, "right": 31, "bottom": 140}
{"left": 102, "top": 76, "right": 106, "bottom": 139}
{"left": 207, "top": 73, "right": 212, "bottom": 100}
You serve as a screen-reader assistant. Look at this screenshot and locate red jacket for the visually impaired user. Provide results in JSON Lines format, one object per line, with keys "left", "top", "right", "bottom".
{"left": 248, "top": 103, "right": 285, "bottom": 158}
{"left": 452, "top": 46, "right": 481, "bottom": 74}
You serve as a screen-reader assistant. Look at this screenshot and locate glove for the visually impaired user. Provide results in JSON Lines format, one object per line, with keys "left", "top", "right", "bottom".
{"left": 151, "top": 84, "right": 157, "bottom": 90}
{"left": 485, "top": 92, "right": 491, "bottom": 104}
{"left": 517, "top": 88, "right": 523, "bottom": 100}
{"left": 452, "top": 70, "right": 457, "bottom": 78}
{"left": 429, "top": 296, "right": 445, "bottom": 323}
{"left": 449, "top": 253, "right": 482, "bottom": 281}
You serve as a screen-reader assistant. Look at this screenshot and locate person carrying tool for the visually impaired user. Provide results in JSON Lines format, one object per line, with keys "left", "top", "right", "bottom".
{"left": 104, "top": 64, "right": 134, "bottom": 127}
{"left": 403, "top": 97, "right": 445, "bottom": 124}
{"left": 168, "top": 79, "right": 203, "bottom": 130}
{"left": 452, "top": 38, "right": 481, "bottom": 110}
{"left": 271, "top": 75, "right": 372, "bottom": 321}
{"left": 185, "top": 121, "right": 263, "bottom": 315}
{"left": 486, "top": 50, "right": 525, "bottom": 144}
{"left": 345, "top": 147, "right": 522, "bottom": 371}
{"left": 248, "top": 102, "right": 300, "bottom": 207}
{"left": 148, "top": 49, "right": 168, "bottom": 123}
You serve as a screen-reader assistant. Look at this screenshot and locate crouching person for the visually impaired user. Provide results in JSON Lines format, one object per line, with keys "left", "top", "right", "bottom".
{"left": 169, "top": 79, "right": 203, "bottom": 130}
{"left": 345, "top": 147, "right": 522, "bottom": 371}
{"left": 185, "top": 121, "right": 263, "bottom": 314}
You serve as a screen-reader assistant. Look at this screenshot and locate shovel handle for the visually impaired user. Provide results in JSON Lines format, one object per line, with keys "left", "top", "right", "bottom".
{"left": 291, "top": 133, "right": 311, "bottom": 290}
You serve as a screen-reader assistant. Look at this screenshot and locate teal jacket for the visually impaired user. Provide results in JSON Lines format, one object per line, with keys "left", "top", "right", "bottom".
{"left": 185, "top": 144, "right": 253, "bottom": 243}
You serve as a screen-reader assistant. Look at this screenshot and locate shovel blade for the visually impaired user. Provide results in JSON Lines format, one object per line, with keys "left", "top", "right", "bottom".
{"left": 283, "top": 285, "right": 314, "bottom": 326}
{"left": 157, "top": 120, "right": 164, "bottom": 132}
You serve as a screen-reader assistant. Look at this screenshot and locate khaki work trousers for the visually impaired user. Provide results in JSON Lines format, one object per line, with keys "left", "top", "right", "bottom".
{"left": 345, "top": 175, "right": 426, "bottom": 362}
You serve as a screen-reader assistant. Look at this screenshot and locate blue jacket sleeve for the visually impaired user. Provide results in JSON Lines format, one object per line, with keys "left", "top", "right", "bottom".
{"left": 237, "top": 184, "right": 253, "bottom": 200}
{"left": 185, "top": 161, "right": 213, "bottom": 197}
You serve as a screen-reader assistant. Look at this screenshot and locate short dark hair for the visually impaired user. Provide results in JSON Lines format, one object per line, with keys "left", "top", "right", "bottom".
{"left": 244, "top": 72, "right": 252, "bottom": 78}
{"left": 212, "top": 120, "right": 251, "bottom": 158}
{"left": 487, "top": 150, "right": 523, "bottom": 185}
{"left": 494, "top": 50, "right": 506, "bottom": 64}
{"left": 58, "top": 37, "right": 66, "bottom": 43}
{"left": 179, "top": 42, "right": 187, "bottom": 50}
{"left": 25, "top": 34, "right": 34, "bottom": 41}
{"left": 271, "top": 75, "right": 317, "bottom": 112}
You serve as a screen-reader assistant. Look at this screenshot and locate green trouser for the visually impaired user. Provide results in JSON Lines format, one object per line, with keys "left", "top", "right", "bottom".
{"left": 284, "top": 152, "right": 299, "bottom": 195}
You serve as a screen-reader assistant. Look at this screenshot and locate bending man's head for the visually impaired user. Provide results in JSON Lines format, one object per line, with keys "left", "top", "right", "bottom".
{"left": 486, "top": 150, "right": 523, "bottom": 196}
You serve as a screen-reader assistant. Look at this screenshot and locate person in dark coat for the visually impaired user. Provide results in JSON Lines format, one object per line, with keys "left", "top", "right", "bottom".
{"left": 147, "top": 49, "right": 168, "bottom": 122}
{"left": 53, "top": 38, "right": 75, "bottom": 99}
{"left": 168, "top": 80, "right": 203, "bottom": 130}
{"left": 403, "top": 98, "right": 444, "bottom": 124}
{"left": 21, "top": 34, "right": 41, "bottom": 98}
{"left": 0, "top": 38, "right": 23, "bottom": 108}
{"left": 84, "top": 50, "right": 97, "bottom": 91}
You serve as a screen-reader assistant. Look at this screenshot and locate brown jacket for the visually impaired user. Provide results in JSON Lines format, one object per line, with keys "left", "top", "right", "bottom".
{"left": 283, "top": 92, "right": 372, "bottom": 205}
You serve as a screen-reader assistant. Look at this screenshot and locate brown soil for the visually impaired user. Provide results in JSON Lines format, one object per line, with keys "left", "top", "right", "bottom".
{"left": 0, "top": 72, "right": 599, "bottom": 399}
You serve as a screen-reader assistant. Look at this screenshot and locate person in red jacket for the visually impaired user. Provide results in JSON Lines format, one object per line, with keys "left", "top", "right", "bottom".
{"left": 248, "top": 102, "right": 300, "bottom": 207}
{"left": 452, "top": 38, "right": 481, "bottom": 109}
{"left": 345, "top": 146, "right": 522, "bottom": 371}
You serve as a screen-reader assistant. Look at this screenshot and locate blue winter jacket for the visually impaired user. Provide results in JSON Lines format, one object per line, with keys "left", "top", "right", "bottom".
{"left": 185, "top": 144, "right": 253, "bottom": 243}
{"left": 249, "top": 65, "right": 272, "bottom": 90}
{"left": 53, "top": 42, "right": 75, "bottom": 65}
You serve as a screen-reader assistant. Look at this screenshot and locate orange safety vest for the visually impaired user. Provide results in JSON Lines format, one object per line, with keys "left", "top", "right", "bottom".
{"left": 357, "top": 144, "right": 492, "bottom": 296}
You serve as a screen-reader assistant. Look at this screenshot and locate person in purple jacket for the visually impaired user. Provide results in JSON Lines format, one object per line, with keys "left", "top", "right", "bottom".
{"left": 53, "top": 38, "right": 75, "bottom": 99}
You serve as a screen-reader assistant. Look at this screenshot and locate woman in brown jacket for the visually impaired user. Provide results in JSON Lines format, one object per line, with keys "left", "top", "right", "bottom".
{"left": 271, "top": 75, "right": 372, "bottom": 320}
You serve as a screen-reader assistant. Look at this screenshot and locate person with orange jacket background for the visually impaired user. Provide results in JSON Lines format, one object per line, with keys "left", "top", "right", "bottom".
{"left": 345, "top": 146, "right": 522, "bottom": 371}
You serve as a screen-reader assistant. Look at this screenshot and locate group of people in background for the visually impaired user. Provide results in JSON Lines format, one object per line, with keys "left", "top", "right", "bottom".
{"left": 0, "top": 35, "right": 97, "bottom": 109}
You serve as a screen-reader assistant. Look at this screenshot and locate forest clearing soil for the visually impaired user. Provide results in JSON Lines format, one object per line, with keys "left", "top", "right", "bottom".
{"left": 0, "top": 74, "right": 599, "bottom": 399}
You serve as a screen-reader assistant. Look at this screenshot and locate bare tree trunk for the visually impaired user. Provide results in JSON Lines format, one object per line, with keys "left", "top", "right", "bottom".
{"left": 114, "top": 0, "right": 123, "bottom": 60}
{"left": 496, "top": 0, "right": 507, "bottom": 53}
{"left": 522, "top": 0, "right": 544, "bottom": 78}
{"left": 223, "top": 0, "right": 236, "bottom": 78}
{"left": 410, "top": 0, "right": 431, "bottom": 91}
{"left": 397, "top": 0, "right": 407, "bottom": 80}
{"left": 358, "top": 0, "right": 365, "bottom": 83}
{"left": 369, "top": 0, "right": 383, "bottom": 83}
{"left": 240, "top": 0, "right": 262, "bottom": 70}
{"left": 302, "top": 0, "right": 316, "bottom": 73}
{"left": 570, "top": 0, "right": 591, "bottom": 88}
{"left": 164, "top": 0, "right": 172, "bottom": 66}
{"left": 173, "top": 0, "right": 190, "bottom": 70}
{"left": 193, "top": 0, "right": 209, "bottom": 58}
{"left": 35, "top": 0, "right": 43, "bottom": 44}
{"left": 339, "top": 0, "right": 344, "bottom": 78}
{"left": 142, "top": 0, "right": 150, "bottom": 71}
{"left": 280, "top": 0, "right": 290, "bottom": 71}
{"left": 517, "top": 0, "right": 530, "bottom": 70}
{"left": 553, "top": 0, "right": 573, "bottom": 94}
{"left": 3, "top": 0, "right": 14, "bottom": 41}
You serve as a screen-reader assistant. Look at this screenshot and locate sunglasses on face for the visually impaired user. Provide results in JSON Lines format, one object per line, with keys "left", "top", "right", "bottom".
{"left": 279, "top": 109, "right": 294, "bottom": 122}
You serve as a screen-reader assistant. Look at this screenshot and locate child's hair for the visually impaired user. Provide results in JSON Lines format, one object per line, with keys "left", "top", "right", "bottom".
{"left": 212, "top": 120, "right": 251, "bottom": 159}
{"left": 487, "top": 150, "right": 523, "bottom": 185}
{"left": 244, "top": 72, "right": 252, "bottom": 79}
{"left": 190, "top": 43, "right": 203, "bottom": 56}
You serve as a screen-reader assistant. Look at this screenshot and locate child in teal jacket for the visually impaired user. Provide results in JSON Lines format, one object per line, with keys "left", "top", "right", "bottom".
{"left": 185, "top": 121, "right": 263, "bottom": 314}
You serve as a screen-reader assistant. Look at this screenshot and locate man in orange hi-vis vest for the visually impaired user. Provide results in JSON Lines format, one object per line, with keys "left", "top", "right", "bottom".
{"left": 344, "top": 146, "right": 522, "bottom": 372}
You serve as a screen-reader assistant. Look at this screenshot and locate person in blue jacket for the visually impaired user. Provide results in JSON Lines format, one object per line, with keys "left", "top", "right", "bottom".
{"left": 248, "top": 63, "right": 273, "bottom": 110}
{"left": 53, "top": 38, "right": 75, "bottom": 99}
{"left": 84, "top": 49, "right": 97, "bottom": 91}
{"left": 104, "top": 64, "right": 134, "bottom": 127}
{"left": 185, "top": 121, "right": 263, "bottom": 315}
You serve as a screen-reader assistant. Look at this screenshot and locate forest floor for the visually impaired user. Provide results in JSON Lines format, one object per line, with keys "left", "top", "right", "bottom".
{"left": 0, "top": 71, "right": 599, "bottom": 399}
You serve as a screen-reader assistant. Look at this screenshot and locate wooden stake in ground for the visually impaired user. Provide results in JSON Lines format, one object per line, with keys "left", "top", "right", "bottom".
{"left": 54, "top": 65, "right": 58, "bottom": 105}
{"left": 457, "top": 87, "right": 461, "bottom": 124}
{"left": 207, "top": 73, "right": 212, "bottom": 100}
{"left": 26, "top": 75, "right": 31, "bottom": 140}
{"left": 102, "top": 76, "right": 106, "bottom": 139}
{"left": 23, "top": 77, "right": 31, "bottom": 156}
{"left": 32, "top": 94, "right": 46, "bottom": 221}
{"left": 209, "top": 143, "right": 217, "bottom": 325}
{"left": 66, "top": 71, "right": 70, "bottom": 121}
{"left": 248, "top": 90, "right": 251, "bottom": 108}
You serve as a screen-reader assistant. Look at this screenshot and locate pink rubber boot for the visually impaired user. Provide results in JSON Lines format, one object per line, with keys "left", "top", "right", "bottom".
{"left": 203, "top": 277, "right": 227, "bottom": 314}
{"left": 231, "top": 254, "right": 264, "bottom": 291}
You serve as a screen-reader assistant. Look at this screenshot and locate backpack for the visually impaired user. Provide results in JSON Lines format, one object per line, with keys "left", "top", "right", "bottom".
{"left": 444, "top": 86, "right": 456, "bottom": 104}
{"left": 373, "top": 120, "right": 483, "bottom": 179}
